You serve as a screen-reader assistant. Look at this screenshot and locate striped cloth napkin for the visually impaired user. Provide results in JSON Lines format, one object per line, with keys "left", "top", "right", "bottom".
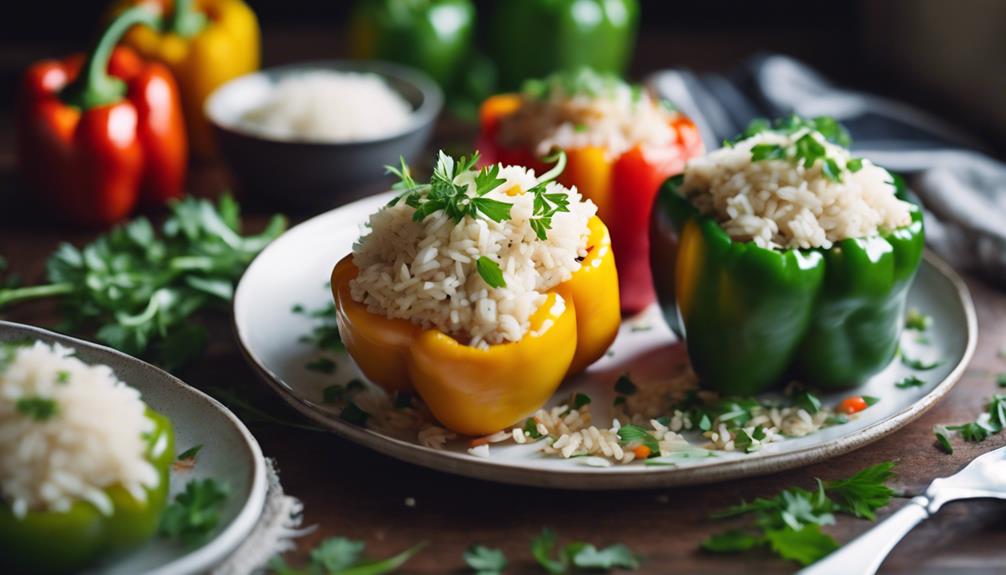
{"left": 648, "top": 54, "right": 1006, "bottom": 286}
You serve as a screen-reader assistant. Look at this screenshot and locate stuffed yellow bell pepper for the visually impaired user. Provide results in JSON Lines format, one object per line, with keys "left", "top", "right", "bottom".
{"left": 331, "top": 152, "right": 619, "bottom": 436}
{"left": 111, "top": 0, "right": 260, "bottom": 157}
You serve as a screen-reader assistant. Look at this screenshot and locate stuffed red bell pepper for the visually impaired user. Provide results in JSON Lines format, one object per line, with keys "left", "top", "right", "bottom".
{"left": 16, "top": 6, "right": 187, "bottom": 227}
{"left": 478, "top": 68, "right": 703, "bottom": 314}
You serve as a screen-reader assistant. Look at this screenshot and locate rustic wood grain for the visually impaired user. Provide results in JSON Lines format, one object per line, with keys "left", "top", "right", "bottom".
{"left": 2, "top": 29, "right": 1006, "bottom": 575}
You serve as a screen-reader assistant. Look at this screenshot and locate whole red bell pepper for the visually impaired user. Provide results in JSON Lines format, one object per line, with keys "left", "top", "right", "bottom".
{"left": 478, "top": 93, "right": 703, "bottom": 314}
{"left": 17, "top": 6, "right": 187, "bottom": 227}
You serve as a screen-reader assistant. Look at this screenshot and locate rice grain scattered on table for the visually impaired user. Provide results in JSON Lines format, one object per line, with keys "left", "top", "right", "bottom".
{"left": 0, "top": 342, "right": 159, "bottom": 518}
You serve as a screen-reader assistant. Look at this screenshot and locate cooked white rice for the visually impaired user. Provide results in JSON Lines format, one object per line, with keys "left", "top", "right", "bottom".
{"left": 240, "top": 71, "right": 412, "bottom": 142}
{"left": 351, "top": 164, "right": 596, "bottom": 347}
{"left": 680, "top": 130, "right": 913, "bottom": 250}
{"left": 496, "top": 75, "right": 678, "bottom": 159}
{"left": 0, "top": 342, "right": 160, "bottom": 518}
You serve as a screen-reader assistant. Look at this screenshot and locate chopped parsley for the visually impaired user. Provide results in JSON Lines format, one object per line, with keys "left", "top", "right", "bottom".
{"left": 613, "top": 373, "right": 637, "bottom": 395}
{"left": 901, "top": 352, "right": 943, "bottom": 371}
{"left": 904, "top": 308, "right": 932, "bottom": 331}
{"left": 159, "top": 478, "right": 230, "bottom": 546}
{"left": 177, "top": 444, "right": 203, "bottom": 461}
{"left": 863, "top": 395, "right": 880, "bottom": 406}
{"left": 476, "top": 256, "right": 506, "bottom": 289}
{"left": 572, "top": 392, "right": 591, "bottom": 410}
{"left": 56, "top": 370, "right": 70, "bottom": 384}
{"left": 294, "top": 301, "right": 343, "bottom": 353}
{"left": 735, "top": 115, "right": 860, "bottom": 182}
{"left": 522, "top": 68, "right": 635, "bottom": 101}
{"left": 16, "top": 396, "right": 58, "bottom": 421}
{"left": 895, "top": 375, "right": 926, "bottom": 389}
{"left": 938, "top": 395, "right": 1006, "bottom": 449}
{"left": 792, "top": 390, "right": 822, "bottom": 414}
{"left": 616, "top": 424, "right": 660, "bottom": 456}
{"left": 305, "top": 357, "right": 337, "bottom": 375}
{"left": 464, "top": 545, "right": 507, "bottom": 575}
{"left": 522, "top": 417, "right": 543, "bottom": 439}
{"left": 269, "top": 537, "right": 425, "bottom": 575}
{"left": 933, "top": 425, "right": 954, "bottom": 454}
{"left": 340, "top": 401, "right": 370, "bottom": 426}
{"left": 702, "top": 462, "right": 896, "bottom": 566}
{"left": 531, "top": 528, "right": 640, "bottom": 574}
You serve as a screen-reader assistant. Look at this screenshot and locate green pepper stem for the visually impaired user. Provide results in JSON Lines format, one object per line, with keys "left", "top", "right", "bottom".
{"left": 167, "top": 0, "right": 208, "bottom": 38}
{"left": 61, "top": 6, "right": 162, "bottom": 110}
{"left": 0, "top": 283, "right": 74, "bottom": 308}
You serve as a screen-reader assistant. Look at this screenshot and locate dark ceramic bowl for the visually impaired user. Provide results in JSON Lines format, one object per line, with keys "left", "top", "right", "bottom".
{"left": 205, "top": 60, "right": 442, "bottom": 211}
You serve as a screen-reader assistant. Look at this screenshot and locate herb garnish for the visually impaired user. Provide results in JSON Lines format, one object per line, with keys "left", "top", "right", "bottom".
{"left": 464, "top": 545, "right": 507, "bottom": 575}
{"left": 177, "top": 444, "right": 203, "bottom": 461}
{"left": 16, "top": 396, "right": 58, "bottom": 421}
{"left": 616, "top": 424, "right": 660, "bottom": 457}
{"left": 56, "top": 370, "right": 70, "bottom": 384}
{"left": 613, "top": 373, "right": 637, "bottom": 395}
{"left": 895, "top": 375, "right": 925, "bottom": 389}
{"left": 933, "top": 425, "right": 954, "bottom": 454}
{"left": 306, "top": 357, "right": 337, "bottom": 375}
{"left": 901, "top": 352, "right": 943, "bottom": 371}
{"left": 523, "top": 417, "right": 544, "bottom": 439}
{"left": 476, "top": 256, "right": 506, "bottom": 288}
{"left": 702, "top": 462, "right": 896, "bottom": 565}
{"left": 269, "top": 537, "right": 426, "bottom": 575}
{"left": 0, "top": 196, "right": 286, "bottom": 371}
{"left": 904, "top": 308, "right": 932, "bottom": 331}
{"left": 733, "top": 115, "right": 862, "bottom": 182}
{"left": 159, "top": 478, "right": 230, "bottom": 546}
{"left": 531, "top": 528, "right": 640, "bottom": 574}
{"left": 294, "top": 301, "right": 344, "bottom": 353}
{"left": 935, "top": 395, "right": 1006, "bottom": 452}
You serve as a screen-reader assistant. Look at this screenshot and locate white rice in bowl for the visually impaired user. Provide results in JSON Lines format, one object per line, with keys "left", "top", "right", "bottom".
{"left": 239, "top": 70, "right": 413, "bottom": 143}
{"left": 350, "top": 160, "right": 596, "bottom": 348}
{"left": 679, "top": 126, "right": 914, "bottom": 250}
{"left": 496, "top": 68, "right": 680, "bottom": 159}
{"left": 0, "top": 342, "right": 160, "bottom": 518}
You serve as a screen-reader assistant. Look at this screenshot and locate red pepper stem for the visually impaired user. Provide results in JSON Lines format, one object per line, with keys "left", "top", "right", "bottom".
{"left": 168, "top": 0, "right": 208, "bottom": 38}
{"left": 60, "top": 6, "right": 161, "bottom": 110}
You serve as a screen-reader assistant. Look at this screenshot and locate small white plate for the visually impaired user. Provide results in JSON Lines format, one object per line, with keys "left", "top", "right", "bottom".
{"left": 234, "top": 192, "right": 977, "bottom": 490}
{"left": 0, "top": 322, "right": 268, "bottom": 575}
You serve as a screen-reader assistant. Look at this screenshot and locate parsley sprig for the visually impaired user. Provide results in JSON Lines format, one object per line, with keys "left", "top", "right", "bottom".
{"left": 702, "top": 462, "right": 897, "bottom": 565}
{"left": 531, "top": 528, "right": 640, "bottom": 573}
{"left": 159, "top": 478, "right": 230, "bottom": 546}
{"left": 269, "top": 537, "right": 426, "bottom": 575}
{"left": 729, "top": 115, "right": 864, "bottom": 183}
{"left": 0, "top": 196, "right": 286, "bottom": 371}
{"left": 936, "top": 394, "right": 1006, "bottom": 449}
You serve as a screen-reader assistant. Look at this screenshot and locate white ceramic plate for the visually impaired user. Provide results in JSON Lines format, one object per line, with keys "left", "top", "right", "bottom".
{"left": 0, "top": 322, "right": 268, "bottom": 575}
{"left": 234, "top": 192, "right": 977, "bottom": 490}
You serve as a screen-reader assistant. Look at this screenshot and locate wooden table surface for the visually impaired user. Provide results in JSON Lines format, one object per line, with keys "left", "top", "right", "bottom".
{"left": 3, "top": 28, "right": 1006, "bottom": 575}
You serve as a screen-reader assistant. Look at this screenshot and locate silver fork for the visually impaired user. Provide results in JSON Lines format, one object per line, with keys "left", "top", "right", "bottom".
{"left": 798, "top": 445, "right": 1006, "bottom": 575}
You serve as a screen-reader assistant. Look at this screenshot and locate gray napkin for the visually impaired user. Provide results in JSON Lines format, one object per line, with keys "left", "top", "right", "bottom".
{"left": 647, "top": 54, "right": 1006, "bottom": 286}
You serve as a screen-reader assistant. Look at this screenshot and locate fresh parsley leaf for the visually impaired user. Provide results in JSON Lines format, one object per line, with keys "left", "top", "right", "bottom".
{"left": 904, "top": 308, "right": 932, "bottom": 331}
{"left": 821, "top": 158, "right": 843, "bottom": 182}
{"left": 572, "top": 393, "right": 591, "bottom": 409}
{"left": 863, "top": 396, "right": 880, "bottom": 407}
{"left": 531, "top": 529, "right": 567, "bottom": 575}
{"left": 734, "top": 425, "right": 767, "bottom": 452}
{"left": 470, "top": 197, "right": 513, "bottom": 223}
{"left": 15, "top": 396, "right": 58, "bottom": 421}
{"left": 986, "top": 395, "right": 1006, "bottom": 430}
{"left": 794, "top": 133, "right": 826, "bottom": 168}
{"left": 464, "top": 545, "right": 507, "bottom": 575}
{"left": 177, "top": 444, "right": 203, "bottom": 461}
{"left": 846, "top": 157, "right": 864, "bottom": 172}
{"left": 793, "top": 390, "right": 822, "bottom": 414}
{"left": 340, "top": 401, "right": 370, "bottom": 426}
{"left": 569, "top": 543, "right": 639, "bottom": 570}
{"left": 751, "top": 143, "right": 786, "bottom": 162}
{"left": 523, "top": 417, "right": 543, "bottom": 439}
{"left": 616, "top": 424, "right": 660, "bottom": 456}
{"left": 311, "top": 538, "right": 367, "bottom": 572}
{"left": 306, "top": 357, "right": 337, "bottom": 375}
{"left": 823, "top": 461, "right": 896, "bottom": 520}
{"left": 56, "top": 370, "right": 70, "bottom": 384}
{"left": 895, "top": 375, "right": 925, "bottom": 389}
{"left": 296, "top": 302, "right": 344, "bottom": 353}
{"left": 476, "top": 256, "right": 506, "bottom": 288}
{"left": 159, "top": 478, "right": 229, "bottom": 546}
{"left": 702, "top": 529, "right": 761, "bottom": 553}
{"left": 947, "top": 421, "right": 993, "bottom": 442}
{"left": 934, "top": 425, "right": 954, "bottom": 454}
{"left": 764, "top": 525, "right": 838, "bottom": 566}
{"left": 270, "top": 539, "right": 425, "bottom": 575}
{"left": 614, "top": 373, "right": 637, "bottom": 395}
{"left": 901, "top": 352, "right": 943, "bottom": 371}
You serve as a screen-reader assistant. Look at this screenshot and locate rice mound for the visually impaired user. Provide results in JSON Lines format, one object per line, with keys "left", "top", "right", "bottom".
{"left": 680, "top": 130, "right": 913, "bottom": 250}
{"left": 496, "top": 77, "right": 677, "bottom": 159}
{"left": 350, "top": 164, "right": 596, "bottom": 348}
{"left": 0, "top": 342, "right": 160, "bottom": 518}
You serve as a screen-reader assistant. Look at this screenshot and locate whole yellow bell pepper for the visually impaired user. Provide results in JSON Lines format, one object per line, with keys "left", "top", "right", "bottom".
{"left": 331, "top": 216, "right": 620, "bottom": 436}
{"left": 112, "top": 0, "right": 260, "bottom": 157}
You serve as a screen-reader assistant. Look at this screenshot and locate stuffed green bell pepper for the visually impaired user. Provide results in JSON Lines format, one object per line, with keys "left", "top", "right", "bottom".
{"left": 650, "top": 116, "right": 925, "bottom": 395}
{"left": 0, "top": 341, "right": 174, "bottom": 574}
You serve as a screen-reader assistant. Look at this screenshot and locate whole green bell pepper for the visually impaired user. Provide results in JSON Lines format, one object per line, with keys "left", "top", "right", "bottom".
{"left": 490, "top": 0, "right": 639, "bottom": 90}
{"left": 0, "top": 409, "right": 174, "bottom": 574}
{"left": 350, "top": 0, "right": 475, "bottom": 89}
{"left": 651, "top": 174, "right": 924, "bottom": 395}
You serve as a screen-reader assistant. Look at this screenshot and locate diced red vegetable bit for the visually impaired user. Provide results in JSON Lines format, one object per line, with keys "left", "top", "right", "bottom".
{"left": 838, "top": 396, "right": 869, "bottom": 415}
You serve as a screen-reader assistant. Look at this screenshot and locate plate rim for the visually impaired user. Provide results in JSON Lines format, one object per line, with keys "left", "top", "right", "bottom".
{"left": 0, "top": 321, "right": 269, "bottom": 574}
{"left": 233, "top": 199, "right": 978, "bottom": 490}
